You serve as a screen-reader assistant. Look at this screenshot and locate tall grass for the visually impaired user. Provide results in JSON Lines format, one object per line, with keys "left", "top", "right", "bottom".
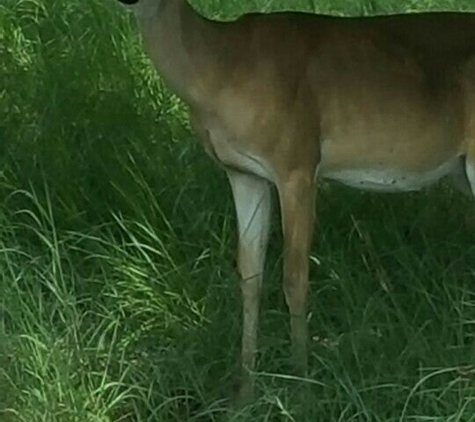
{"left": 2, "top": 0, "right": 475, "bottom": 420}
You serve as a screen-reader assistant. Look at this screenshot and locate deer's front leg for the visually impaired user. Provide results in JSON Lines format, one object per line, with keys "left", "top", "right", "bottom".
{"left": 278, "top": 171, "right": 316, "bottom": 375}
{"left": 227, "top": 170, "right": 272, "bottom": 404}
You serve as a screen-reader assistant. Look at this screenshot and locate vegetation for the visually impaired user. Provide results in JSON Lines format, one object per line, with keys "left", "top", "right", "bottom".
{"left": 2, "top": 0, "right": 475, "bottom": 420}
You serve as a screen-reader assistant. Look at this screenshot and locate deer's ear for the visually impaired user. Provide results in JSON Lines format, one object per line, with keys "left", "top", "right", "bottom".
{"left": 117, "top": 0, "right": 139, "bottom": 5}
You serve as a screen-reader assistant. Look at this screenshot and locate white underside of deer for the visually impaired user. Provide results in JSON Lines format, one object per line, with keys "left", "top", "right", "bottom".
{"left": 118, "top": 0, "right": 475, "bottom": 404}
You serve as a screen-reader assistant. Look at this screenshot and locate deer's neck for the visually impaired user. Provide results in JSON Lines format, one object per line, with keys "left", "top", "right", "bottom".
{"left": 133, "top": 0, "right": 222, "bottom": 105}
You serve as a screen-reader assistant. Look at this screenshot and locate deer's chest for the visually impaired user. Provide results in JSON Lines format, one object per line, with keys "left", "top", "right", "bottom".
{"left": 190, "top": 112, "right": 275, "bottom": 181}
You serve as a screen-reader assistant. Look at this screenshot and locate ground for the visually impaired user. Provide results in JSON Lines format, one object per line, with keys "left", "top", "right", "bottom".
{"left": 1, "top": 0, "right": 475, "bottom": 421}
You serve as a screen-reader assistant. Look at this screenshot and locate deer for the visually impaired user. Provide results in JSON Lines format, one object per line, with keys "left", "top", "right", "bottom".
{"left": 115, "top": 0, "right": 475, "bottom": 404}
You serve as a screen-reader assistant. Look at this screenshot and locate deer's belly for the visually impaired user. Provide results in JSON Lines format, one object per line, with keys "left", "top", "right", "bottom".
{"left": 321, "top": 157, "right": 460, "bottom": 192}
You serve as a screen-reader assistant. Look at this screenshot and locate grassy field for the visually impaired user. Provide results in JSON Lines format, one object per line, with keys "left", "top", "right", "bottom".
{"left": 2, "top": 0, "right": 475, "bottom": 420}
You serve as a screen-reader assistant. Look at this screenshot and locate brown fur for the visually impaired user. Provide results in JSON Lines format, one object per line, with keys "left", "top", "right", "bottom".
{"left": 124, "top": 0, "right": 475, "bottom": 403}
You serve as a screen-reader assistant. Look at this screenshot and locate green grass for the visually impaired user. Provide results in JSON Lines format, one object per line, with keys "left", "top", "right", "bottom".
{"left": 2, "top": 0, "right": 475, "bottom": 420}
